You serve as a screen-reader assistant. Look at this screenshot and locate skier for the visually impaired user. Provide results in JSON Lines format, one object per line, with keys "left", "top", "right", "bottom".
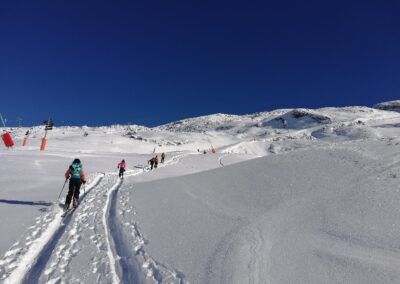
{"left": 161, "top": 152, "right": 165, "bottom": 164}
{"left": 64, "top": 158, "right": 86, "bottom": 210}
{"left": 118, "top": 159, "right": 126, "bottom": 178}
{"left": 148, "top": 157, "right": 155, "bottom": 170}
{"left": 154, "top": 155, "right": 159, "bottom": 169}
{"left": 148, "top": 156, "right": 159, "bottom": 170}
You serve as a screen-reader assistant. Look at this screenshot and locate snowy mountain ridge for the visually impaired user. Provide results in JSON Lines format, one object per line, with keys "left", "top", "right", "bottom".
{"left": 3, "top": 102, "right": 400, "bottom": 156}
{"left": 3, "top": 102, "right": 398, "bottom": 136}
{"left": 156, "top": 104, "right": 399, "bottom": 133}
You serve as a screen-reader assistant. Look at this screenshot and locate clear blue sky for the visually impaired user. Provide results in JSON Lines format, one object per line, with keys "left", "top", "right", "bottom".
{"left": 0, "top": 1, "right": 399, "bottom": 127}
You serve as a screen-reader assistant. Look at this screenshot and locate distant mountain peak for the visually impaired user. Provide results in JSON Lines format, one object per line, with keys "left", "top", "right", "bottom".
{"left": 373, "top": 100, "right": 400, "bottom": 112}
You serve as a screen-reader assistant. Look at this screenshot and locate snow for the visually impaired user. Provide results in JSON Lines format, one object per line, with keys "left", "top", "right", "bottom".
{"left": 102, "top": 178, "right": 122, "bottom": 284}
{"left": 4, "top": 175, "right": 103, "bottom": 284}
{"left": 374, "top": 100, "right": 400, "bottom": 112}
{"left": 1, "top": 103, "right": 400, "bottom": 283}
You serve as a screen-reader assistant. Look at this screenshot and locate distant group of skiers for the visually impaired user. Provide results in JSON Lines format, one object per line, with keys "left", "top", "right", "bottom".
{"left": 63, "top": 153, "right": 166, "bottom": 211}
{"left": 148, "top": 155, "right": 158, "bottom": 170}
{"left": 148, "top": 152, "right": 165, "bottom": 170}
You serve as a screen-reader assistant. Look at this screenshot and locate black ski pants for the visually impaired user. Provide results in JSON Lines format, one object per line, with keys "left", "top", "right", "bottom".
{"left": 66, "top": 178, "right": 82, "bottom": 205}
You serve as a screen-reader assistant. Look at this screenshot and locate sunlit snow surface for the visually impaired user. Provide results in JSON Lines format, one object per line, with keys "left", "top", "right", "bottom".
{"left": 1, "top": 103, "right": 400, "bottom": 283}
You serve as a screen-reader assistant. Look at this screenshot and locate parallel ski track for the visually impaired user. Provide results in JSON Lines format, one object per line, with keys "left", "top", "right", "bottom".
{"left": 2, "top": 174, "right": 104, "bottom": 284}
{"left": 106, "top": 170, "right": 144, "bottom": 283}
{"left": 105, "top": 153, "right": 188, "bottom": 283}
{"left": 42, "top": 174, "right": 122, "bottom": 283}
{"left": 102, "top": 177, "right": 123, "bottom": 283}
{"left": 2, "top": 152, "right": 189, "bottom": 284}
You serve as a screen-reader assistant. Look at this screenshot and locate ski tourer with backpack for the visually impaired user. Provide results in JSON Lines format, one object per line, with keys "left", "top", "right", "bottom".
{"left": 63, "top": 158, "right": 87, "bottom": 213}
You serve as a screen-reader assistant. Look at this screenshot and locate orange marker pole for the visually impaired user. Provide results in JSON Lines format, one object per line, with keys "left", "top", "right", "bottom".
{"left": 40, "top": 137, "right": 47, "bottom": 151}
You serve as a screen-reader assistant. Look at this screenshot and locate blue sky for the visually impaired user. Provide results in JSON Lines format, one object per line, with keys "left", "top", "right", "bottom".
{"left": 0, "top": 1, "right": 399, "bottom": 127}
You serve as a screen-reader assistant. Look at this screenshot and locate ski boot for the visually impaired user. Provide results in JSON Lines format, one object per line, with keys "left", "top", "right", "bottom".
{"left": 64, "top": 203, "right": 70, "bottom": 211}
{"left": 73, "top": 197, "right": 79, "bottom": 208}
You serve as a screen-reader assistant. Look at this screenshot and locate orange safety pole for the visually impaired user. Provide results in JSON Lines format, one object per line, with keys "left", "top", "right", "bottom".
{"left": 40, "top": 127, "right": 48, "bottom": 151}
{"left": 40, "top": 137, "right": 47, "bottom": 151}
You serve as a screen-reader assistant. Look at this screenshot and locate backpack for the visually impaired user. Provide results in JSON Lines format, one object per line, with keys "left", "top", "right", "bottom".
{"left": 70, "top": 163, "right": 82, "bottom": 179}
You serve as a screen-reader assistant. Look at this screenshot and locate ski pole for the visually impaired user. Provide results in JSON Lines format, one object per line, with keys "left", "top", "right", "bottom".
{"left": 58, "top": 179, "right": 68, "bottom": 200}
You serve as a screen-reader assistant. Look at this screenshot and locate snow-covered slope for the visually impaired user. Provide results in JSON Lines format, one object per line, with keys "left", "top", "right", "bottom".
{"left": 262, "top": 108, "right": 332, "bottom": 129}
{"left": 130, "top": 145, "right": 400, "bottom": 283}
{"left": 1, "top": 102, "right": 400, "bottom": 283}
{"left": 157, "top": 113, "right": 242, "bottom": 133}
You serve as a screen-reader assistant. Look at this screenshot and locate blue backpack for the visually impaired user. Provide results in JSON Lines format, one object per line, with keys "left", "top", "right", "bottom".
{"left": 70, "top": 163, "right": 82, "bottom": 179}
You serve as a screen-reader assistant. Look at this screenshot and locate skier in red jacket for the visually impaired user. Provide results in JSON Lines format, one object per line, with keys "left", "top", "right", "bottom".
{"left": 118, "top": 159, "right": 126, "bottom": 178}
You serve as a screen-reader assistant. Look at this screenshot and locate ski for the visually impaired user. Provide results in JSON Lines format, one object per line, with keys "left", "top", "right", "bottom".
{"left": 61, "top": 203, "right": 79, "bottom": 218}
{"left": 61, "top": 207, "right": 76, "bottom": 218}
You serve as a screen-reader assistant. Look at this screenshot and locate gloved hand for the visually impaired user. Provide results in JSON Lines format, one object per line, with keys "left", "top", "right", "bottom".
{"left": 82, "top": 180, "right": 86, "bottom": 184}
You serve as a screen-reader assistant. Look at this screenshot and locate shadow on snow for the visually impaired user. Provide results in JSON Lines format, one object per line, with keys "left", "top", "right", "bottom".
{"left": 0, "top": 199, "right": 53, "bottom": 207}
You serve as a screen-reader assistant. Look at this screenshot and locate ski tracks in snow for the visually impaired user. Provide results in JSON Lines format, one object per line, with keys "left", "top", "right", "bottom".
{"left": 0, "top": 174, "right": 104, "bottom": 284}
{"left": 41, "top": 175, "right": 120, "bottom": 283}
{"left": 116, "top": 183, "right": 185, "bottom": 284}
{"left": 0, "top": 152, "right": 188, "bottom": 284}
{"left": 110, "top": 155, "right": 187, "bottom": 284}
